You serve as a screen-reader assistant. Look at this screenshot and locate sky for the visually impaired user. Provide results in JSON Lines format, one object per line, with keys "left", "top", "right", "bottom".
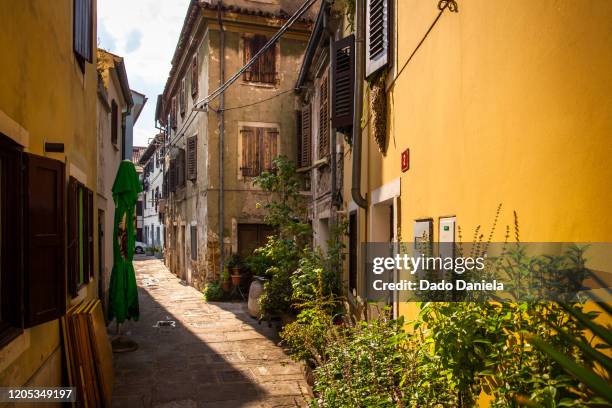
{"left": 97, "top": 0, "right": 191, "bottom": 148}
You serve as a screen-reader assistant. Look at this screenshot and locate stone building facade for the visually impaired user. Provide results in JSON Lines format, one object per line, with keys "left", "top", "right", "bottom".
{"left": 158, "top": 0, "right": 314, "bottom": 288}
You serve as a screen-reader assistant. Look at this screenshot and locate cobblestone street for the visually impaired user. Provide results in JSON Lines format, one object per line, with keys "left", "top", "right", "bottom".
{"left": 112, "top": 257, "right": 311, "bottom": 408}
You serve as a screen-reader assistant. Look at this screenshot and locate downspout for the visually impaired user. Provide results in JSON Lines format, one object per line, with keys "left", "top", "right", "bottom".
{"left": 217, "top": 1, "right": 226, "bottom": 278}
{"left": 351, "top": 0, "right": 367, "bottom": 209}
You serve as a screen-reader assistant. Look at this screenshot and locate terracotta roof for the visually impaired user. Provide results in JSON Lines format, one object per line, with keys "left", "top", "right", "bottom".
{"left": 132, "top": 146, "right": 147, "bottom": 164}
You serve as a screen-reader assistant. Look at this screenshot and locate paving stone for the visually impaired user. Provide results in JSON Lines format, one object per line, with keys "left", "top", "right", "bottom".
{"left": 112, "top": 258, "right": 311, "bottom": 407}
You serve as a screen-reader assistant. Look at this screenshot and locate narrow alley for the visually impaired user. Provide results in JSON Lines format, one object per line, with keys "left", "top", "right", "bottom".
{"left": 112, "top": 257, "right": 311, "bottom": 408}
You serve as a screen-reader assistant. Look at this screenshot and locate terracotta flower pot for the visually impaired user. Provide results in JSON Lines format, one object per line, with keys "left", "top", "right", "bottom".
{"left": 231, "top": 274, "right": 241, "bottom": 286}
{"left": 222, "top": 280, "right": 231, "bottom": 292}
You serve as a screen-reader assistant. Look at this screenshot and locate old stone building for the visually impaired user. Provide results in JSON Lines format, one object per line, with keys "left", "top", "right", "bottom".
{"left": 158, "top": 0, "right": 315, "bottom": 288}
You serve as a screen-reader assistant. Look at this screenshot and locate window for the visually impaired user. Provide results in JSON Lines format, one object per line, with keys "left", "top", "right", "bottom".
{"left": 365, "top": 0, "right": 389, "bottom": 77}
{"left": 191, "top": 55, "right": 198, "bottom": 100}
{"left": 186, "top": 135, "right": 197, "bottom": 181}
{"left": 73, "top": 0, "right": 93, "bottom": 64}
{"left": 0, "top": 136, "right": 23, "bottom": 346}
{"left": 177, "top": 148, "right": 186, "bottom": 187}
{"left": 332, "top": 35, "right": 355, "bottom": 130}
{"left": 240, "top": 126, "right": 278, "bottom": 177}
{"left": 190, "top": 225, "right": 197, "bottom": 261}
{"left": 1, "top": 140, "right": 69, "bottom": 342}
{"left": 111, "top": 100, "right": 118, "bottom": 146}
{"left": 67, "top": 178, "right": 93, "bottom": 296}
{"left": 298, "top": 104, "right": 312, "bottom": 167}
{"left": 170, "top": 97, "right": 177, "bottom": 130}
{"left": 179, "top": 79, "right": 186, "bottom": 117}
{"left": 243, "top": 35, "right": 277, "bottom": 84}
{"left": 318, "top": 74, "right": 330, "bottom": 158}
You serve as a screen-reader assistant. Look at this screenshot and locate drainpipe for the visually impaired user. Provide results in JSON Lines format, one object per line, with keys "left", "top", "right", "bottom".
{"left": 218, "top": 1, "right": 226, "bottom": 278}
{"left": 351, "top": 0, "right": 367, "bottom": 209}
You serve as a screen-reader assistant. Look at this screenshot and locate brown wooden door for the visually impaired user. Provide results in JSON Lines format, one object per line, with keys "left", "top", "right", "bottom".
{"left": 237, "top": 224, "right": 274, "bottom": 258}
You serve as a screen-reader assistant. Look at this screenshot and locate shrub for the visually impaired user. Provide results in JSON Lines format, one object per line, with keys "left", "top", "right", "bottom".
{"left": 280, "top": 306, "right": 334, "bottom": 366}
{"left": 310, "top": 314, "right": 457, "bottom": 408}
{"left": 203, "top": 282, "right": 224, "bottom": 301}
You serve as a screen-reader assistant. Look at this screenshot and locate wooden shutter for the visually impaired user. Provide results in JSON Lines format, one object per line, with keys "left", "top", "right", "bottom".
{"left": 24, "top": 154, "right": 65, "bottom": 328}
{"left": 318, "top": 76, "right": 330, "bottom": 158}
{"left": 243, "top": 37, "right": 253, "bottom": 82}
{"left": 240, "top": 127, "right": 258, "bottom": 177}
{"left": 191, "top": 55, "right": 198, "bottom": 99}
{"left": 73, "top": 0, "right": 93, "bottom": 62}
{"left": 171, "top": 97, "right": 177, "bottom": 129}
{"left": 179, "top": 79, "right": 186, "bottom": 116}
{"left": 177, "top": 148, "right": 186, "bottom": 187}
{"left": 332, "top": 35, "right": 355, "bottom": 129}
{"left": 67, "top": 177, "right": 79, "bottom": 296}
{"left": 366, "top": 0, "right": 389, "bottom": 77}
{"left": 300, "top": 104, "right": 312, "bottom": 167}
{"left": 262, "top": 42, "right": 276, "bottom": 84}
{"left": 261, "top": 128, "right": 278, "bottom": 172}
{"left": 186, "top": 136, "right": 197, "bottom": 181}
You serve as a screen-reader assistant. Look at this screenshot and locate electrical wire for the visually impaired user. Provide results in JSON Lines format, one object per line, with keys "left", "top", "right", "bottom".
{"left": 165, "top": 0, "right": 317, "bottom": 151}
{"left": 219, "top": 88, "right": 294, "bottom": 112}
{"left": 193, "top": 0, "right": 318, "bottom": 108}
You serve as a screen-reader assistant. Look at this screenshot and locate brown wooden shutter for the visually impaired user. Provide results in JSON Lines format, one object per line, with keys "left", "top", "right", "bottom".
{"left": 179, "top": 79, "right": 186, "bottom": 116}
{"left": 243, "top": 37, "right": 253, "bottom": 82}
{"left": 186, "top": 136, "right": 197, "bottom": 181}
{"left": 67, "top": 177, "right": 79, "bottom": 296}
{"left": 24, "top": 154, "right": 66, "bottom": 328}
{"left": 240, "top": 127, "right": 257, "bottom": 177}
{"left": 171, "top": 97, "right": 177, "bottom": 129}
{"left": 318, "top": 76, "right": 330, "bottom": 158}
{"left": 366, "top": 0, "right": 389, "bottom": 77}
{"left": 177, "top": 148, "right": 186, "bottom": 187}
{"left": 191, "top": 55, "right": 198, "bottom": 99}
{"left": 262, "top": 43, "right": 276, "bottom": 84}
{"left": 301, "top": 104, "right": 312, "bottom": 167}
{"left": 261, "top": 128, "right": 278, "bottom": 172}
{"left": 332, "top": 35, "right": 355, "bottom": 129}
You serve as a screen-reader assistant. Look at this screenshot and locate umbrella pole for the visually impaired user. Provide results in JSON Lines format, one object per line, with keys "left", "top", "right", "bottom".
{"left": 111, "top": 320, "right": 138, "bottom": 353}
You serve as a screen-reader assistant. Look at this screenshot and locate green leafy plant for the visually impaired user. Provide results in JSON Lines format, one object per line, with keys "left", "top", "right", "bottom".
{"left": 203, "top": 282, "right": 224, "bottom": 301}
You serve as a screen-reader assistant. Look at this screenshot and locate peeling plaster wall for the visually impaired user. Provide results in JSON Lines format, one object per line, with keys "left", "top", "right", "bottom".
{"left": 164, "top": 14, "right": 309, "bottom": 286}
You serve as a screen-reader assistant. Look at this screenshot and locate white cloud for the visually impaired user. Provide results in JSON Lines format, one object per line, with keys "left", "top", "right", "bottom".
{"left": 97, "top": 0, "right": 191, "bottom": 145}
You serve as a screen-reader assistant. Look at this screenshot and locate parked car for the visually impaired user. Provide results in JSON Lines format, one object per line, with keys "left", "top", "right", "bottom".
{"left": 135, "top": 241, "right": 147, "bottom": 254}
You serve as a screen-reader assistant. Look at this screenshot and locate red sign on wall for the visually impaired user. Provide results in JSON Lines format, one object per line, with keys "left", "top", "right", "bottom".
{"left": 401, "top": 148, "right": 409, "bottom": 172}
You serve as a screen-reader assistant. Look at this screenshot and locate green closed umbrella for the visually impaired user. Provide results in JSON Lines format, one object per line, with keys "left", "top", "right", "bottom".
{"left": 108, "top": 161, "right": 142, "bottom": 336}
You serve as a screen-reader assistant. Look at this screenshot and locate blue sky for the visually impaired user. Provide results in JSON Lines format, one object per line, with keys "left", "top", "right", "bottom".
{"left": 97, "top": 0, "right": 191, "bottom": 147}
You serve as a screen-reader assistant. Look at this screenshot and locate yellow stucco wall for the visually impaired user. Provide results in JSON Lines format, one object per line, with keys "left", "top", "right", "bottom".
{"left": 341, "top": 2, "right": 612, "bottom": 404}
{"left": 0, "top": 0, "right": 98, "bottom": 387}
{"left": 372, "top": 0, "right": 612, "bottom": 243}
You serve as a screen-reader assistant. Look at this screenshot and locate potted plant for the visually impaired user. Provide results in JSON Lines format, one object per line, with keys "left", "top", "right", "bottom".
{"left": 227, "top": 253, "right": 242, "bottom": 286}
{"left": 220, "top": 267, "right": 231, "bottom": 292}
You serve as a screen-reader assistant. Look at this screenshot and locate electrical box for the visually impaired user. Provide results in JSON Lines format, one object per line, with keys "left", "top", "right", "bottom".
{"left": 439, "top": 216, "right": 456, "bottom": 260}
{"left": 439, "top": 217, "right": 456, "bottom": 243}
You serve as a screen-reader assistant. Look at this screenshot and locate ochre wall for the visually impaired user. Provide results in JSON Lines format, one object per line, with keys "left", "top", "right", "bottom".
{"left": 375, "top": 0, "right": 612, "bottom": 243}
{"left": 0, "top": 0, "right": 98, "bottom": 387}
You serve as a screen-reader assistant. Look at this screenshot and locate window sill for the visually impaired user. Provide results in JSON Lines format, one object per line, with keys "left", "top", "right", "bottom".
{"left": 240, "top": 81, "right": 277, "bottom": 89}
